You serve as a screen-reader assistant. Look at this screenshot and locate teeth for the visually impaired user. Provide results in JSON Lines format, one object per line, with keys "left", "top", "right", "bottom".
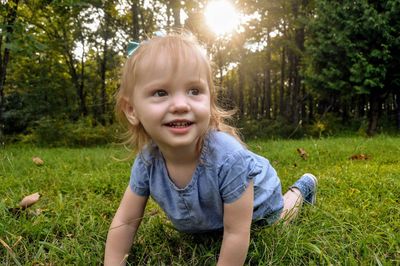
{"left": 168, "top": 121, "right": 191, "bottom": 127}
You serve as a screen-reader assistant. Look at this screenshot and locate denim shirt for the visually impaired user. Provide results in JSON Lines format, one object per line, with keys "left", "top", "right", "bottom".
{"left": 129, "top": 131, "right": 283, "bottom": 233}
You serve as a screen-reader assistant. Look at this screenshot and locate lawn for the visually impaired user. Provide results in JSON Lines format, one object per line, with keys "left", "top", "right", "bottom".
{"left": 1, "top": 135, "right": 399, "bottom": 265}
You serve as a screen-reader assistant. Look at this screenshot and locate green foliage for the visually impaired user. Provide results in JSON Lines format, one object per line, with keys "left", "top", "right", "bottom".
{"left": 238, "top": 114, "right": 360, "bottom": 140}
{"left": 305, "top": 113, "right": 360, "bottom": 138}
{"left": 305, "top": 0, "right": 398, "bottom": 95}
{"left": 21, "top": 117, "right": 120, "bottom": 147}
{"left": 239, "top": 116, "right": 305, "bottom": 140}
{"left": 1, "top": 0, "right": 399, "bottom": 141}
{"left": 1, "top": 136, "right": 399, "bottom": 264}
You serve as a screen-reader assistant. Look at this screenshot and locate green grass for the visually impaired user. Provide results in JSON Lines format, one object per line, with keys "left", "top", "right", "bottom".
{"left": 1, "top": 135, "right": 399, "bottom": 265}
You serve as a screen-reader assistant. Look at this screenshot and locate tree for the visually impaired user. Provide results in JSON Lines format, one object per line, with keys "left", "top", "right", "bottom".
{"left": 0, "top": 0, "right": 20, "bottom": 138}
{"left": 28, "top": 2, "right": 90, "bottom": 117}
{"left": 305, "top": 0, "right": 399, "bottom": 135}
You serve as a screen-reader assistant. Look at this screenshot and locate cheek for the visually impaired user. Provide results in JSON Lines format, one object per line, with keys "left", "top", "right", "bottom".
{"left": 198, "top": 104, "right": 211, "bottom": 121}
{"left": 193, "top": 98, "right": 210, "bottom": 111}
{"left": 196, "top": 95, "right": 211, "bottom": 109}
{"left": 136, "top": 102, "right": 166, "bottom": 121}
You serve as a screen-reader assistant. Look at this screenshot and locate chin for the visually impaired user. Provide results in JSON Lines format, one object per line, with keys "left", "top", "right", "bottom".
{"left": 164, "top": 136, "right": 201, "bottom": 148}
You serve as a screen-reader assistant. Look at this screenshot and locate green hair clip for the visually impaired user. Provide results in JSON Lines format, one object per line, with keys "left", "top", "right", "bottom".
{"left": 127, "top": 41, "right": 140, "bottom": 57}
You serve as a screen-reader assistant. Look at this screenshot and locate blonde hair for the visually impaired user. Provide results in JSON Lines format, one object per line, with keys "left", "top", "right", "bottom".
{"left": 115, "top": 31, "right": 241, "bottom": 154}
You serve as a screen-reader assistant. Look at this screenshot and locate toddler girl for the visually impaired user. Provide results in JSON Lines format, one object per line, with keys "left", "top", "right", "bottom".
{"left": 104, "top": 32, "right": 317, "bottom": 266}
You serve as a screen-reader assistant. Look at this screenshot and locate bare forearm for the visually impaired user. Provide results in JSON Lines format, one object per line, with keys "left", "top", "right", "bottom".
{"left": 104, "top": 220, "right": 137, "bottom": 266}
{"left": 217, "top": 231, "right": 250, "bottom": 266}
{"left": 104, "top": 187, "right": 148, "bottom": 265}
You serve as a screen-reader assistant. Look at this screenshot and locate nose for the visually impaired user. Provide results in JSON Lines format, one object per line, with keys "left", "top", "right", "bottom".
{"left": 169, "top": 93, "right": 191, "bottom": 113}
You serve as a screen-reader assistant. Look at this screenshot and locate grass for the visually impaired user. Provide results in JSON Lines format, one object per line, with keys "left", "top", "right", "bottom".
{"left": 1, "top": 135, "right": 399, "bottom": 265}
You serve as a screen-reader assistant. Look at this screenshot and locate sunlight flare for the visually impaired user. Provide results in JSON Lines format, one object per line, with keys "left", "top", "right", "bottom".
{"left": 205, "top": 0, "right": 239, "bottom": 36}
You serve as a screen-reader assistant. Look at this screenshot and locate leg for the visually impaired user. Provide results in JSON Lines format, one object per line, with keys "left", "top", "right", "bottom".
{"left": 279, "top": 187, "right": 303, "bottom": 223}
{"left": 279, "top": 173, "right": 318, "bottom": 224}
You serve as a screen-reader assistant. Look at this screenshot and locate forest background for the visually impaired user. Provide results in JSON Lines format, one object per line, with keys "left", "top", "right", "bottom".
{"left": 1, "top": 0, "right": 399, "bottom": 147}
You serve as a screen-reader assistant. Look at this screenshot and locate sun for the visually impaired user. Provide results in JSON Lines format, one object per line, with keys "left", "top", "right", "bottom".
{"left": 205, "top": 0, "right": 239, "bottom": 36}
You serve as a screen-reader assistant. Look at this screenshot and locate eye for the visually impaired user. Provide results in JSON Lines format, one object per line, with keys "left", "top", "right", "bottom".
{"left": 188, "top": 88, "right": 200, "bottom": 96}
{"left": 153, "top": 90, "right": 168, "bottom": 97}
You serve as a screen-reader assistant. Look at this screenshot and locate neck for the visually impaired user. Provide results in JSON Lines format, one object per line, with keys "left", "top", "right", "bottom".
{"left": 157, "top": 141, "right": 202, "bottom": 165}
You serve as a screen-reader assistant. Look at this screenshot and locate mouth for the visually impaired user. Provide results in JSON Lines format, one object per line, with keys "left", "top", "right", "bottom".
{"left": 164, "top": 120, "right": 194, "bottom": 128}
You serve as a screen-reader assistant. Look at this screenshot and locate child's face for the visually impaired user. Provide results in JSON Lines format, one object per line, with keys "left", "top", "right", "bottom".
{"left": 127, "top": 52, "right": 211, "bottom": 151}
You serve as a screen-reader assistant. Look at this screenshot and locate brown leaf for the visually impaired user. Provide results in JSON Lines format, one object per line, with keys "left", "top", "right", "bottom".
{"left": 349, "top": 154, "right": 370, "bottom": 160}
{"left": 297, "top": 148, "right": 308, "bottom": 160}
{"left": 19, "top": 192, "right": 41, "bottom": 209}
{"left": 32, "top": 157, "right": 44, "bottom": 166}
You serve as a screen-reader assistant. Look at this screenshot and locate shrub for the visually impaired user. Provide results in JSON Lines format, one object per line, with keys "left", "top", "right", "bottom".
{"left": 238, "top": 116, "right": 305, "bottom": 140}
{"left": 20, "top": 117, "right": 121, "bottom": 147}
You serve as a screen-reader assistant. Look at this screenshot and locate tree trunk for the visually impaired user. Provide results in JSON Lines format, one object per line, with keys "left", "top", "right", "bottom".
{"left": 255, "top": 77, "right": 261, "bottom": 118}
{"left": 0, "top": 0, "right": 20, "bottom": 137}
{"left": 171, "top": 0, "right": 181, "bottom": 27}
{"left": 367, "top": 91, "right": 381, "bottom": 136}
{"left": 250, "top": 82, "right": 257, "bottom": 118}
{"left": 100, "top": 11, "right": 110, "bottom": 124}
{"left": 77, "top": 23, "right": 86, "bottom": 117}
{"left": 61, "top": 26, "right": 87, "bottom": 117}
{"left": 341, "top": 99, "right": 349, "bottom": 124}
{"left": 301, "top": 84, "right": 306, "bottom": 122}
{"left": 131, "top": 1, "right": 140, "bottom": 40}
{"left": 396, "top": 91, "right": 400, "bottom": 131}
{"left": 224, "top": 75, "right": 235, "bottom": 111}
{"left": 216, "top": 47, "right": 224, "bottom": 87}
{"left": 273, "top": 72, "right": 278, "bottom": 119}
{"left": 291, "top": 0, "right": 306, "bottom": 125}
{"left": 308, "top": 95, "right": 314, "bottom": 122}
{"left": 238, "top": 64, "right": 245, "bottom": 118}
{"left": 290, "top": 1, "right": 299, "bottom": 125}
{"left": 287, "top": 51, "right": 295, "bottom": 122}
{"left": 80, "top": 44, "right": 85, "bottom": 115}
{"left": 264, "top": 29, "right": 271, "bottom": 119}
{"left": 291, "top": 54, "right": 300, "bottom": 125}
{"left": 279, "top": 46, "right": 285, "bottom": 117}
{"left": 100, "top": 36, "right": 108, "bottom": 125}
{"left": 66, "top": 50, "right": 86, "bottom": 116}
{"left": 357, "top": 94, "right": 366, "bottom": 118}
{"left": 353, "top": 95, "right": 359, "bottom": 119}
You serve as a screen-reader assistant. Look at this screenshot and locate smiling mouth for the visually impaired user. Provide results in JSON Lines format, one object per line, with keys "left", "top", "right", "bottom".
{"left": 165, "top": 121, "right": 194, "bottom": 128}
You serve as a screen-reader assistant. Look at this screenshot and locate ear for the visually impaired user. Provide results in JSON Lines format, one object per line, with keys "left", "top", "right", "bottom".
{"left": 121, "top": 97, "right": 139, "bottom": 126}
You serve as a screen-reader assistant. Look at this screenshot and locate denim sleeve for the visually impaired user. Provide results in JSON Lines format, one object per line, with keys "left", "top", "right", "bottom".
{"left": 218, "top": 150, "right": 262, "bottom": 204}
{"left": 129, "top": 155, "right": 150, "bottom": 197}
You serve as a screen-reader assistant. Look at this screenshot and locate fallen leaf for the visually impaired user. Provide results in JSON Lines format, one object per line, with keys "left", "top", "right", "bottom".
{"left": 19, "top": 192, "right": 41, "bottom": 209}
{"left": 349, "top": 154, "right": 370, "bottom": 160}
{"left": 297, "top": 148, "right": 308, "bottom": 160}
{"left": 32, "top": 157, "right": 44, "bottom": 166}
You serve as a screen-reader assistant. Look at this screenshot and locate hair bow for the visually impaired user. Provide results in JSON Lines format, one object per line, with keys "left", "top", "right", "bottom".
{"left": 154, "top": 30, "right": 166, "bottom": 37}
{"left": 127, "top": 41, "right": 140, "bottom": 57}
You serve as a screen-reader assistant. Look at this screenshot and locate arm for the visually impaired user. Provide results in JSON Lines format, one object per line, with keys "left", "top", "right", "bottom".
{"left": 217, "top": 181, "right": 254, "bottom": 266}
{"left": 104, "top": 186, "right": 148, "bottom": 266}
